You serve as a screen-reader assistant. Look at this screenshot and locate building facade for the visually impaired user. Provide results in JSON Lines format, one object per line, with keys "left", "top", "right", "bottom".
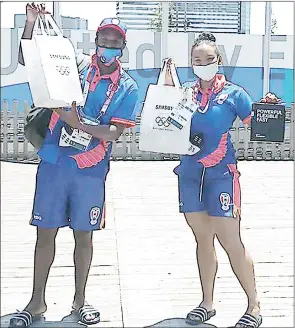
{"left": 116, "top": 1, "right": 251, "bottom": 34}
{"left": 14, "top": 14, "right": 88, "bottom": 30}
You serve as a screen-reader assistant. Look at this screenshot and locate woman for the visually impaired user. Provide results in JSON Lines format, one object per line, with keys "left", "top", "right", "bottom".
{"left": 164, "top": 32, "right": 279, "bottom": 328}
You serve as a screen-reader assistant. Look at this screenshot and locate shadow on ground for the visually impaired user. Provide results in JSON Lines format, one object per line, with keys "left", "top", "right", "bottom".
{"left": 1, "top": 314, "right": 217, "bottom": 328}
{"left": 146, "top": 318, "right": 216, "bottom": 328}
{"left": 0, "top": 313, "right": 87, "bottom": 327}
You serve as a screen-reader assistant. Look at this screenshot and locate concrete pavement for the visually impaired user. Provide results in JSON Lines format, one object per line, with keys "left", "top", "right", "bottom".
{"left": 1, "top": 161, "right": 293, "bottom": 327}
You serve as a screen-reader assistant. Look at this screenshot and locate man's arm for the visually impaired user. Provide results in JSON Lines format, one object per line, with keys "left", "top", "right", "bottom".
{"left": 54, "top": 107, "right": 124, "bottom": 141}
{"left": 79, "top": 123, "right": 125, "bottom": 141}
{"left": 55, "top": 82, "right": 139, "bottom": 142}
{"left": 18, "top": 3, "right": 50, "bottom": 65}
{"left": 18, "top": 21, "right": 35, "bottom": 65}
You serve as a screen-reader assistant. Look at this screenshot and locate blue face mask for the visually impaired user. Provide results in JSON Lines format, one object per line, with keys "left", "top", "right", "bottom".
{"left": 96, "top": 46, "right": 122, "bottom": 66}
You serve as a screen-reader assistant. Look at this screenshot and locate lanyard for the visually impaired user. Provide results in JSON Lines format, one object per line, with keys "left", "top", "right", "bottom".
{"left": 192, "top": 81, "right": 215, "bottom": 114}
{"left": 79, "top": 63, "right": 120, "bottom": 123}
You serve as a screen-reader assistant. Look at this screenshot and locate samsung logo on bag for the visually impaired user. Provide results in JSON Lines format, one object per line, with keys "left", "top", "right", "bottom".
{"left": 49, "top": 54, "right": 71, "bottom": 60}
{"left": 155, "top": 105, "right": 173, "bottom": 111}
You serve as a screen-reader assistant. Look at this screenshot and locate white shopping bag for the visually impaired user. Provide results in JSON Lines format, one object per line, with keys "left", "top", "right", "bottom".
{"left": 21, "top": 14, "right": 83, "bottom": 108}
{"left": 139, "top": 59, "right": 200, "bottom": 155}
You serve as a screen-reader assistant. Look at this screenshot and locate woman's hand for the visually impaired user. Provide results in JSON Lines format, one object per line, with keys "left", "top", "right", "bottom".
{"left": 233, "top": 205, "right": 241, "bottom": 219}
{"left": 164, "top": 58, "right": 175, "bottom": 87}
{"left": 260, "top": 92, "right": 281, "bottom": 104}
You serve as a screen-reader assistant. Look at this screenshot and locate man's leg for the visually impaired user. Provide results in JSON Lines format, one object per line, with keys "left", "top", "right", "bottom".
{"left": 27, "top": 161, "right": 69, "bottom": 313}
{"left": 10, "top": 161, "right": 69, "bottom": 327}
{"left": 68, "top": 173, "right": 105, "bottom": 323}
{"left": 25, "top": 228, "right": 58, "bottom": 315}
{"left": 72, "top": 230, "right": 93, "bottom": 309}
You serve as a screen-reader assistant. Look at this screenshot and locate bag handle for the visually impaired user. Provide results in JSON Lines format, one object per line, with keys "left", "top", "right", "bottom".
{"left": 44, "top": 14, "right": 63, "bottom": 36}
{"left": 157, "top": 58, "right": 181, "bottom": 88}
{"left": 34, "top": 14, "right": 62, "bottom": 37}
{"left": 35, "top": 15, "right": 46, "bottom": 35}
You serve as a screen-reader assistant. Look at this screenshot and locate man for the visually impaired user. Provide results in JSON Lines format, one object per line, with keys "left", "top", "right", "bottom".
{"left": 10, "top": 3, "right": 138, "bottom": 327}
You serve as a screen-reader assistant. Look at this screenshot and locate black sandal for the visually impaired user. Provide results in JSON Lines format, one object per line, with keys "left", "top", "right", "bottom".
{"left": 186, "top": 306, "right": 216, "bottom": 325}
{"left": 72, "top": 304, "right": 100, "bottom": 325}
{"left": 235, "top": 314, "right": 262, "bottom": 328}
{"left": 9, "top": 310, "right": 44, "bottom": 327}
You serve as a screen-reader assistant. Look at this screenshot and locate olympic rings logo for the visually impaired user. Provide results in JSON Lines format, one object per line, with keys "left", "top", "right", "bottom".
{"left": 155, "top": 116, "right": 170, "bottom": 127}
{"left": 56, "top": 66, "right": 70, "bottom": 76}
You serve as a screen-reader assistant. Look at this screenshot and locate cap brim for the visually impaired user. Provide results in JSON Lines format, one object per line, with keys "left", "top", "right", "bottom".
{"left": 97, "top": 24, "right": 126, "bottom": 38}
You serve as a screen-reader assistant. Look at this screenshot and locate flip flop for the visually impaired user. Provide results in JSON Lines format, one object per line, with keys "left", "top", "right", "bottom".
{"left": 72, "top": 304, "right": 100, "bottom": 325}
{"left": 9, "top": 310, "right": 45, "bottom": 327}
{"left": 235, "top": 314, "right": 262, "bottom": 328}
{"left": 186, "top": 306, "right": 216, "bottom": 325}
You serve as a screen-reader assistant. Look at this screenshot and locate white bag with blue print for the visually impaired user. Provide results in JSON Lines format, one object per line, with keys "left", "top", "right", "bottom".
{"left": 21, "top": 14, "right": 83, "bottom": 108}
{"left": 139, "top": 59, "right": 200, "bottom": 155}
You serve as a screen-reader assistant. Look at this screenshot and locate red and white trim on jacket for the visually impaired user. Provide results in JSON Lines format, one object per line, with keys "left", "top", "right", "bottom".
{"left": 88, "top": 55, "right": 121, "bottom": 91}
{"left": 193, "top": 74, "right": 227, "bottom": 106}
{"left": 110, "top": 117, "right": 136, "bottom": 127}
{"left": 70, "top": 140, "right": 110, "bottom": 169}
{"left": 49, "top": 111, "right": 60, "bottom": 134}
{"left": 227, "top": 164, "right": 241, "bottom": 208}
{"left": 199, "top": 132, "right": 228, "bottom": 168}
{"left": 242, "top": 115, "right": 251, "bottom": 126}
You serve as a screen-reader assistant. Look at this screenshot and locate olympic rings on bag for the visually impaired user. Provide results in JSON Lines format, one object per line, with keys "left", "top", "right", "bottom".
{"left": 155, "top": 116, "right": 170, "bottom": 127}
{"left": 56, "top": 65, "right": 71, "bottom": 76}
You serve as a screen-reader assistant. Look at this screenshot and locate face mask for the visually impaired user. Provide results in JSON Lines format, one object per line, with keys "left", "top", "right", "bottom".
{"left": 193, "top": 61, "right": 218, "bottom": 81}
{"left": 96, "top": 46, "right": 122, "bottom": 66}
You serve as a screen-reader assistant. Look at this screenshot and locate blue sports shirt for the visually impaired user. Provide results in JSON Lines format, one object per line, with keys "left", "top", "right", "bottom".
{"left": 38, "top": 54, "right": 139, "bottom": 177}
{"left": 174, "top": 74, "right": 253, "bottom": 179}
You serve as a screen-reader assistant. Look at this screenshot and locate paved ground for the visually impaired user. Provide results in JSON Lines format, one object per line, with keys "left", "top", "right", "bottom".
{"left": 1, "top": 161, "right": 294, "bottom": 328}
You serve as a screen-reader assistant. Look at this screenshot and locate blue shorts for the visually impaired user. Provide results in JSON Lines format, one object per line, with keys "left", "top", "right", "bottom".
{"left": 31, "top": 161, "right": 106, "bottom": 231}
{"left": 178, "top": 164, "right": 241, "bottom": 218}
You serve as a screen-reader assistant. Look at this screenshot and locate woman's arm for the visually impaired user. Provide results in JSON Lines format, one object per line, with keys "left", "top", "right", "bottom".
{"left": 244, "top": 93, "right": 281, "bottom": 128}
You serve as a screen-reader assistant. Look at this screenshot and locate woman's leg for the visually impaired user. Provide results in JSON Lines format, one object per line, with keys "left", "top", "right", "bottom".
{"left": 185, "top": 212, "right": 217, "bottom": 310}
{"left": 212, "top": 216, "right": 260, "bottom": 316}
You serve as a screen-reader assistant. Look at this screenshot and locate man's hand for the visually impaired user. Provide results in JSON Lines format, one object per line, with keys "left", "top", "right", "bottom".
{"left": 54, "top": 102, "right": 81, "bottom": 129}
{"left": 26, "top": 2, "right": 50, "bottom": 23}
{"left": 19, "top": 3, "right": 51, "bottom": 66}
{"left": 67, "top": 102, "right": 81, "bottom": 129}
{"left": 260, "top": 92, "right": 281, "bottom": 104}
{"left": 55, "top": 103, "right": 125, "bottom": 141}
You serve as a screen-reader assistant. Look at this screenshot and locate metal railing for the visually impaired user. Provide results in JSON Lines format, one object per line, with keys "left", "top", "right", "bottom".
{"left": 1, "top": 100, "right": 294, "bottom": 162}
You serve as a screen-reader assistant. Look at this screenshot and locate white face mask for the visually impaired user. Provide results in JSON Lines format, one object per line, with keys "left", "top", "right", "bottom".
{"left": 193, "top": 61, "right": 218, "bottom": 82}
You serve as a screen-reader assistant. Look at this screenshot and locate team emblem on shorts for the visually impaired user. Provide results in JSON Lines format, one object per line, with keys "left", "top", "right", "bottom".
{"left": 220, "top": 193, "right": 231, "bottom": 211}
{"left": 216, "top": 94, "right": 228, "bottom": 104}
{"left": 179, "top": 201, "right": 184, "bottom": 210}
{"left": 89, "top": 207, "right": 101, "bottom": 225}
{"left": 33, "top": 213, "right": 42, "bottom": 221}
